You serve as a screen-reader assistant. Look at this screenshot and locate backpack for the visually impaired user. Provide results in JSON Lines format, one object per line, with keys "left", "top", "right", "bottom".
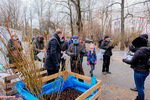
{"left": 98, "top": 39, "right": 103, "bottom": 48}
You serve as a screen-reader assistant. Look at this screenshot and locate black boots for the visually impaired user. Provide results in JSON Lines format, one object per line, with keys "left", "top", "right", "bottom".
{"left": 135, "top": 96, "right": 140, "bottom": 100}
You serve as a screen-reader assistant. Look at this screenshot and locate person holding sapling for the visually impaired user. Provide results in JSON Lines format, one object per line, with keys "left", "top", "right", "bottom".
{"left": 100, "top": 35, "right": 114, "bottom": 75}
{"left": 123, "top": 36, "right": 150, "bottom": 100}
{"left": 60, "top": 36, "right": 68, "bottom": 71}
{"left": 87, "top": 45, "right": 97, "bottom": 77}
{"left": 7, "top": 32, "right": 23, "bottom": 65}
{"left": 32, "top": 35, "right": 45, "bottom": 61}
{"left": 67, "top": 38, "right": 86, "bottom": 82}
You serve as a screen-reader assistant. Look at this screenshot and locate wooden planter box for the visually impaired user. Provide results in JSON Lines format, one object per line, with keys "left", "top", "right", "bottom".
{"left": 0, "top": 63, "right": 48, "bottom": 96}
{"left": 41, "top": 71, "right": 102, "bottom": 100}
{"left": 1, "top": 63, "right": 102, "bottom": 100}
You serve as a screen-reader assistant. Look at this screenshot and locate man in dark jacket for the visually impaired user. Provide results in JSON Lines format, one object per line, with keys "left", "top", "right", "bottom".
{"left": 44, "top": 29, "right": 63, "bottom": 82}
{"left": 67, "top": 38, "right": 86, "bottom": 82}
{"left": 100, "top": 35, "right": 114, "bottom": 75}
{"left": 123, "top": 36, "right": 150, "bottom": 100}
{"left": 32, "top": 36, "right": 45, "bottom": 61}
{"left": 60, "top": 36, "right": 68, "bottom": 71}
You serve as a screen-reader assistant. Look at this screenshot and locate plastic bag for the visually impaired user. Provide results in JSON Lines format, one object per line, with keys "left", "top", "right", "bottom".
{"left": 100, "top": 49, "right": 106, "bottom": 54}
{"left": 61, "top": 53, "right": 68, "bottom": 60}
{"left": 98, "top": 53, "right": 103, "bottom": 60}
{"left": 37, "top": 52, "right": 45, "bottom": 60}
{"left": 98, "top": 49, "right": 105, "bottom": 60}
{"left": 122, "top": 52, "right": 133, "bottom": 60}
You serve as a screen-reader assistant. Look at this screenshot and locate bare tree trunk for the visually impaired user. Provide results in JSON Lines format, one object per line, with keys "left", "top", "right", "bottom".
{"left": 70, "top": 0, "right": 83, "bottom": 38}
{"left": 68, "top": 0, "right": 74, "bottom": 36}
{"left": 76, "top": 0, "right": 83, "bottom": 37}
{"left": 120, "top": 0, "right": 125, "bottom": 50}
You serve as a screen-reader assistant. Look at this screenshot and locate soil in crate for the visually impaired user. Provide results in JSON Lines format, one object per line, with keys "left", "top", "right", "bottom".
{"left": 43, "top": 88, "right": 82, "bottom": 100}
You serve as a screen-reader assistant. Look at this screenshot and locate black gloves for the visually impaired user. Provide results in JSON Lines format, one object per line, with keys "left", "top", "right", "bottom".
{"left": 122, "top": 59, "right": 126, "bottom": 63}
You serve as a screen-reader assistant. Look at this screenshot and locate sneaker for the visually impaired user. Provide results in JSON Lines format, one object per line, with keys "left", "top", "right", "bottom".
{"left": 106, "top": 72, "right": 111, "bottom": 74}
{"left": 130, "top": 87, "right": 138, "bottom": 92}
{"left": 102, "top": 72, "right": 106, "bottom": 75}
{"left": 130, "top": 87, "right": 144, "bottom": 92}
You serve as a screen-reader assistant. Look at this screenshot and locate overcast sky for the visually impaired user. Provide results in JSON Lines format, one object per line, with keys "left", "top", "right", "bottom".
{"left": 22, "top": 0, "right": 144, "bottom": 6}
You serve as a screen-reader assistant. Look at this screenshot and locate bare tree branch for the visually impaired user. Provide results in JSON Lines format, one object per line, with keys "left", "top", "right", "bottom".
{"left": 106, "top": 2, "right": 121, "bottom": 9}
{"left": 124, "top": 13, "right": 133, "bottom": 19}
{"left": 125, "top": 0, "right": 150, "bottom": 8}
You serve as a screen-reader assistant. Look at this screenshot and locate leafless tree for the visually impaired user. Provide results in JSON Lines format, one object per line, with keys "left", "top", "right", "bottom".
{"left": 33, "top": 0, "right": 47, "bottom": 34}
{"left": 107, "top": 0, "right": 150, "bottom": 50}
{"left": 70, "top": 0, "right": 83, "bottom": 37}
{"left": 0, "top": 0, "right": 22, "bottom": 29}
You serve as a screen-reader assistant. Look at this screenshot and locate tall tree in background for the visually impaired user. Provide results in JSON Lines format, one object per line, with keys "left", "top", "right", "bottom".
{"left": 68, "top": 0, "right": 74, "bottom": 36}
{"left": 33, "top": 0, "right": 46, "bottom": 34}
{"left": 120, "top": 0, "right": 125, "bottom": 50}
{"left": 70, "top": 0, "right": 83, "bottom": 37}
{"left": 0, "top": 0, "right": 22, "bottom": 30}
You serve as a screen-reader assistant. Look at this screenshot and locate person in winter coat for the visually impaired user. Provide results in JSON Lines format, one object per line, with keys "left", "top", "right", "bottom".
{"left": 44, "top": 29, "right": 63, "bottom": 82}
{"left": 100, "top": 35, "right": 114, "bottom": 75}
{"left": 78, "top": 37, "right": 86, "bottom": 67}
{"left": 129, "top": 34, "right": 149, "bottom": 92}
{"left": 32, "top": 35, "right": 45, "bottom": 61}
{"left": 123, "top": 36, "right": 150, "bottom": 100}
{"left": 60, "top": 36, "right": 68, "bottom": 71}
{"left": 67, "top": 38, "right": 86, "bottom": 82}
{"left": 7, "top": 32, "right": 23, "bottom": 65}
{"left": 87, "top": 45, "right": 97, "bottom": 77}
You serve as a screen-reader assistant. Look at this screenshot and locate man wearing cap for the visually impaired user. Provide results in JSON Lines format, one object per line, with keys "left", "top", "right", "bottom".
{"left": 32, "top": 35, "right": 45, "bottom": 61}
{"left": 44, "top": 29, "right": 63, "bottom": 82}
{"left": 67, "top": 38, "right": 86, "bottom": 82}
{"left": 60, "top": 36, "right": 68, "bottom": 71}
{"left": 7, "top": 32, "right": 23, "bottom": 64}
{"left": 100, "top": 35, "right": 114, "bottom": 75}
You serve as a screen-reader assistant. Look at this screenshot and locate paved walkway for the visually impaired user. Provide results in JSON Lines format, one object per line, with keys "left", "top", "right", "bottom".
{"left": 81, "top": 50, "right": 150, "bottom": 100}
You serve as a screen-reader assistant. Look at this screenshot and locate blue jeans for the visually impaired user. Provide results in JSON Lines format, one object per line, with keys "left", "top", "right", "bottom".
{"left": 134, "top": 72, "right": 149, "bottom": 100}
{"left": 70, "top": 60, "right": 73, "bottom": 72}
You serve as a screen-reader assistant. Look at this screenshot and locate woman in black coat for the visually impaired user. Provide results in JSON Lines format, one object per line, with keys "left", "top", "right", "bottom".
{"left": 123, "top": 36, "right": 150, "bottom": 100}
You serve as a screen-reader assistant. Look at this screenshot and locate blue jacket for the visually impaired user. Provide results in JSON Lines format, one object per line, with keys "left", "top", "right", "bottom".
{"left": 68, "top": 40, "right": 73, "bottom": 46}
{"left": 87, "top": 50, "right": 97, "bottom": 64}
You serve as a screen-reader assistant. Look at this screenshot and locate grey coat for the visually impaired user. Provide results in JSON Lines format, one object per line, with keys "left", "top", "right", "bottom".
{"left": 67, "top": 43, "right": 86, "bottom": 60}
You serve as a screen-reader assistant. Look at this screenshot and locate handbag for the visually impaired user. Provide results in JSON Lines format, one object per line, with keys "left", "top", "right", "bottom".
{"left": 98, "top": 49, "right": 106, "bottom": 60}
